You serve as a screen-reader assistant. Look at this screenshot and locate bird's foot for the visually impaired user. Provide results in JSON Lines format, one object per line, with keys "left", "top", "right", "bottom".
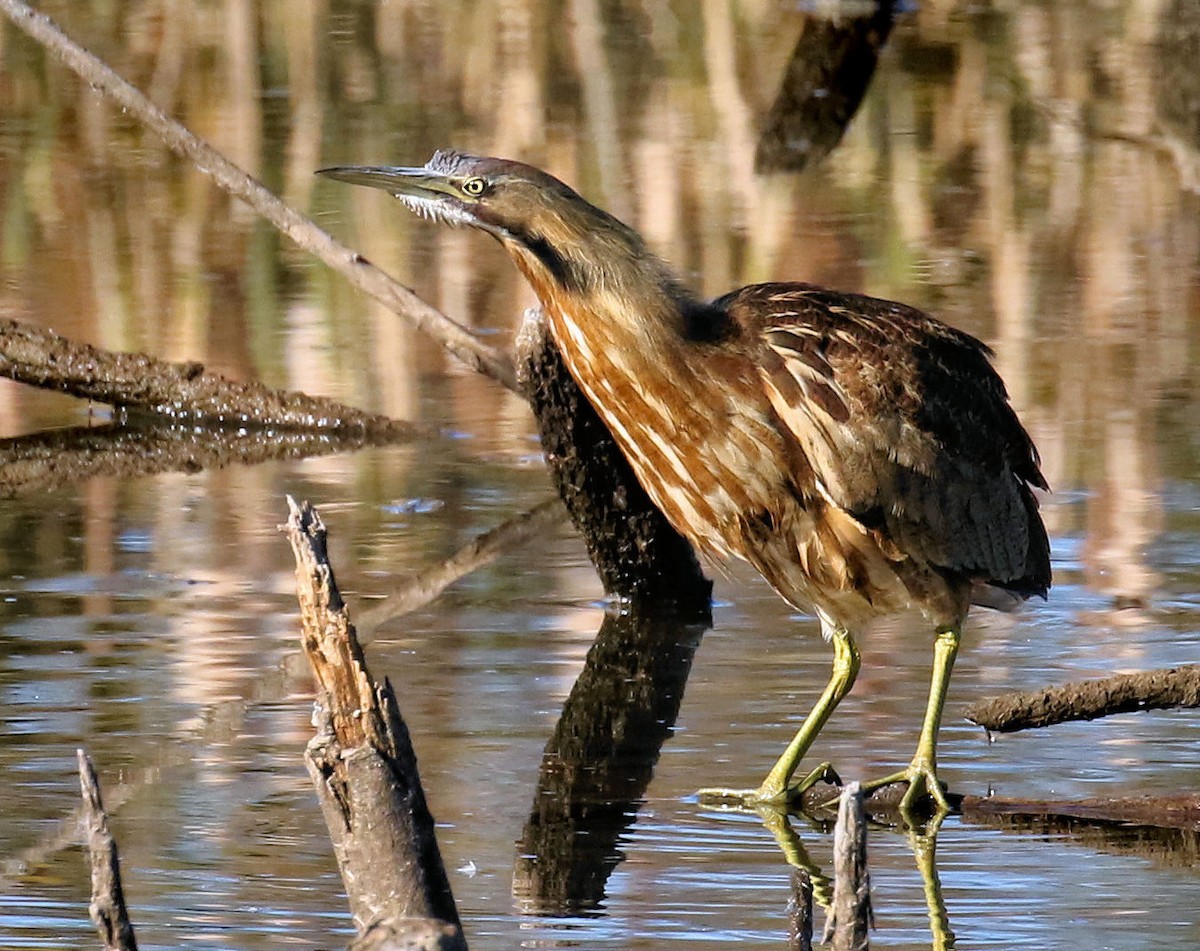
{"left": 857, "top": 758, "right": 953, "bottom": 822}
{"left": 697, "top": 762, "right": 841, "bottom": 811}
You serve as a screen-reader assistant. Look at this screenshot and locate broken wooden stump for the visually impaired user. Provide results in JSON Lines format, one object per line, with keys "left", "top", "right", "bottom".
{"left": 283, "top": 497, "right": 466, "bottom": 949}
{"left": 965, "top": 664, "right": 1200, "bottom": 732}
{"left": 77, "top": 749, "right": 138, "bottom": 951}
{"left": 824, "top": 782, "right": 872, "bottom": 951}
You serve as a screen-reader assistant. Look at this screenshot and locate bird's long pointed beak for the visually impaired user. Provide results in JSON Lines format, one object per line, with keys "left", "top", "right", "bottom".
{"left": 315, "top": 165, "right": 457, "bottom": 199}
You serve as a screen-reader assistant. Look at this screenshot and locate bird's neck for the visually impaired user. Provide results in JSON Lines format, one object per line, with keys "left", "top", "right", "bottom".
{"left": 503, "top": 232, "right": 728, "bottom": 349}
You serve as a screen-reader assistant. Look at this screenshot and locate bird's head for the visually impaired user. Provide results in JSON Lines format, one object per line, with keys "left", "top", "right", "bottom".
{"left": 318, "top": 150, "right": 668, "bottom": 302}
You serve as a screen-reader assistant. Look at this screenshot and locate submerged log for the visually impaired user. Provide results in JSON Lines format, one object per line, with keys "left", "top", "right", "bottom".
{"left": 77, "top": 750, "right": 138, "bottom": 951}
{"left": 965, "top": 664, "right": 1200, "bottom": 732}
{"left": 283, "top": 498, "right": 466, "bottom": 949}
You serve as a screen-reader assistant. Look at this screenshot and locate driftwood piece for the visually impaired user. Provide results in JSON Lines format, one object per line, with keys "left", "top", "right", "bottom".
{"left": 283, "top": 497, "right": 466, "bottom": 949}
{"left": 965, "top": 664, "right": 1200, "bottom": 732}
{"left": 516, "top": 309, "right": 711, "bottom": 605}
{"left": 77, "top": 750, "right": 138, "bottom": 951}
{"left": 0, "top": 0, "right": 515, "bottom": 392}
{"left": 0, "top": 317, "right": 419, "bottom": 435}
{"left": 824, "top": 783, "right": 872, "bottom": 951}
{"left": 0, "top": 422, "right": 414, "bottom": 498}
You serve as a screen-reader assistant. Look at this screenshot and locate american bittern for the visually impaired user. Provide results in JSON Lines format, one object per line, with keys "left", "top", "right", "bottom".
{"left": 318, "top": 151, "right": 1051, "bottom": 814}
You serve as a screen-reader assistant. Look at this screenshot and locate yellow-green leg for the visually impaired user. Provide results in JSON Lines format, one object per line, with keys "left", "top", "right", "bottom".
{"left": 863, "top": 625, "right": 960, "bottom": 816}
{"left": 698, "top": 627, "right": 860, "bottom": 808}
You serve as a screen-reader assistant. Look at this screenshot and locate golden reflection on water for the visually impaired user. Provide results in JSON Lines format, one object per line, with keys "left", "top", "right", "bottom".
{"left": 1, "top": 2, "right": 1199, "bottom": 945}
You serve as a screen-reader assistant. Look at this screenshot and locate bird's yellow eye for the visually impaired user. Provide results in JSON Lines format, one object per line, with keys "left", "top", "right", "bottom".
{"left": 461, "top": 177, "right": 487, "bottom": 197}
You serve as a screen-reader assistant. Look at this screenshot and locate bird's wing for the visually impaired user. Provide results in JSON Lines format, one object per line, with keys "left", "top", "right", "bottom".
{"left": 717, "top": 283, "right": 1050, "bottom": 595}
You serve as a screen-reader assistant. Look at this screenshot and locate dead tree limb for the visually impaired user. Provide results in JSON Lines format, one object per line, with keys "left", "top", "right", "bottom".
{"left": 283, "top": 497, "right": 466, "bottom": 949}
{"left": 965, "top": 664, "right": 1200, "bottom": 733}
{"left": 0, "top": 0, "right": 516, "bottom": 393}
{"left": 825, "top": 782, "right": 872, "bottom": 951}
{"left": 355, "top": 497, "right": 566, "bottom": 643}
{"left": 0, "top": 317, "right": 422, "bottom": 435}
{"left": 77, "top": 750, "right": 138, "bottom": 951}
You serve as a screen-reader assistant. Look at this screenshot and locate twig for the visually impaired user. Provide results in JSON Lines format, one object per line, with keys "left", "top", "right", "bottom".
{"left": 965, "top": 664, "right": 1200, "bottom": 733}
{"left": 355, "top": 497, "right": 567, "bottom": 643}
{"left": 283, "top": 497, "right": 467, "bottom": 948}
{"left": 77, "top": 750, "right": 138, "bottom": 951}
{"left": 0, "top": 0, "right": 516, "bottom": 393}
{"left": 824, "top": 782, "right": 872, "bottom": 951}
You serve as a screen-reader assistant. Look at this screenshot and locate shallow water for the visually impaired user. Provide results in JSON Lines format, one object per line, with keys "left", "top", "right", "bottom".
{"left": 2, "top": 2, "right": 1199, "bottom": 949}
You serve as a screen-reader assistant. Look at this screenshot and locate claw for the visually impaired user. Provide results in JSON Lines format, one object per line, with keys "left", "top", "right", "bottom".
{"left": 861, "top": 759, "right": 953, "bottom": 823}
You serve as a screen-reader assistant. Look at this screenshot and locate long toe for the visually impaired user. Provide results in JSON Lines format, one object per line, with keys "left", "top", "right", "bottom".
{"left": 697, "top": 762, "right": 840, "bottom": 810}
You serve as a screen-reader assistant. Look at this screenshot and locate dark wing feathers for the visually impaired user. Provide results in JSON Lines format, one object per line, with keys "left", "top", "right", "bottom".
{"left": 716, "top": 282, "right": 1051, "bottom": 598}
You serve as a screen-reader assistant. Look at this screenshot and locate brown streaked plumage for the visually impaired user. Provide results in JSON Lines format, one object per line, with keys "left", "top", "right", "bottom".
{"left": 318, "top": 150, "right": 1051, "bottom": 816}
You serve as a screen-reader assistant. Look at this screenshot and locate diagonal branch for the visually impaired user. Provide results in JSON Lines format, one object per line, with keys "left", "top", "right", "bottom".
{"left": 0, "top": 0, "right": 517, "bottom": 394}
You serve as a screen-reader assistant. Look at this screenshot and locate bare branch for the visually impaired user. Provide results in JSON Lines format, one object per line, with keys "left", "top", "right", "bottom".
{"left": 966, "top": 665, "right": 1200, "bottom": 733}
{"left": 77, "top": 750, "right": 138, "bottom": 951}
{"left": 824, "top": 782, "right": 872, "bottom": 951}
{"left": 355, "top": 497, "right": 566, "bottom": 643}
{"left": 0, "top": 317, "right": 424, "bottom": 434}
{"left": 283, "top": 498, "right": 467, "bottom": 948}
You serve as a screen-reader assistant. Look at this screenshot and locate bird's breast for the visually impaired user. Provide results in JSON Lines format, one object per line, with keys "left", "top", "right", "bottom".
{"left": 540, "top": 296, "right": 789, "bottom": 560}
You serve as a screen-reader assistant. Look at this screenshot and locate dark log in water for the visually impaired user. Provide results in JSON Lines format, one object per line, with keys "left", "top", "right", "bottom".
{"left": 283, "top": 498, "right": 466, "bottom": 949}
{"left": 76, "top": 750, "right": 138, "bottom": 951}
{"left": 756, "top": 1, "right": 896, "bottom": 172}
{"left": 965, "top": 664, "right": 1200, "bottom": 732}
{"left": 513, "top": 605, "right": 709, "bottom": 914}
{"left": 0, "top": 317, "right": 418, "bottom": 435}
{"left": 516, "top": 308, "right": 711, "bottom": 605}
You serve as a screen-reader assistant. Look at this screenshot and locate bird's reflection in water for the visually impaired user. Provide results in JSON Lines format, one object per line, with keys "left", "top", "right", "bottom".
{"left": 764, "top": 806, "right": 957, "bottom": 950}
{"left": 512, "top": 602, "right": 709, "bottom": 915}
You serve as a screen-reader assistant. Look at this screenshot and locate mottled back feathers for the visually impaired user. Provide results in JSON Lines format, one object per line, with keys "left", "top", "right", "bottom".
{"left": 715, "top": 282, "right": 1051, "bottom": 602}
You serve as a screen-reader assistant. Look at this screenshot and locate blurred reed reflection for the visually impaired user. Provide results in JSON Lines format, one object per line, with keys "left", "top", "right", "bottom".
{"left": 2, "top": 0, "right": 1197, "bottom": 618}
